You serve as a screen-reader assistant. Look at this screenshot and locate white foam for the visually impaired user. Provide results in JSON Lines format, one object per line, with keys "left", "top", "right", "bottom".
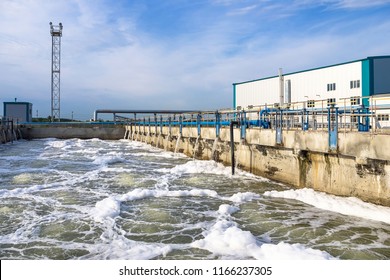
{"left": 254, "top": 242, "right": 334, "bottom": 260}
{"left": 91, "top": 188, "right": 220, "bottom": 222}
{"left": 120, "top": 188, "right": 219, "bottom": 202}
{"left": 162, "top": 160, "right": 264, "bottom": 180}
{"left": 44, "top": 139, "right": 74, "bottom": 150}
{"left": 192, "top": 202, "right": 334, "bottom": 260}
{"left": 227, "top": 192, "right": 260, "bottom": 203}
{"left": 263, "top": 188, "right": 390, "bottom": 224}
{"left": 176, "top": 160, "right": 236, "bottom": 176}
{"left": 92, "top": 155, "right": 124, "bottom": 165}
{"left": 91, "top": 197, "right": 121, "bottom": 223}
{"left": 0, "top": 185, "right": 46, "bottom": 197}
{"left": 80, "top": 228, "right": 175, "bottom": 260}
{"left": 218, "top": 204, "right": 240, "bottom": 215}
{"left": 132, "top": 151, "right": 187, "bottom": 159}
{"left": 91, "top": 242, "right": 174, "bottom": 260}
{"left": 91, "top": 186, "right": 265, "bottom": 224}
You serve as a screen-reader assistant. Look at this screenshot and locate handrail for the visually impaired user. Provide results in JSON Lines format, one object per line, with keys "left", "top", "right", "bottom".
{"left": 96, "top": 94, "right": 390, "bottom": 134}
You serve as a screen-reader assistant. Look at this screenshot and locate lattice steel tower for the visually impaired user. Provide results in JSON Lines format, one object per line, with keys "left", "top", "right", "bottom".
{"left": 49, "top": 22, "right": 63, "bottom": 122}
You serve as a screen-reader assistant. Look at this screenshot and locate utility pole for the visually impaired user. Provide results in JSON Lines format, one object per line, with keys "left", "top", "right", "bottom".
{"left": 49, "top": 22, "right": 63, "bottom": 122}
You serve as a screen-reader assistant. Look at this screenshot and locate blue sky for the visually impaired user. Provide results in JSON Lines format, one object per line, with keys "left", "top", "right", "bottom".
{"left": 1, "top": 0, "right": 390, "bottom": 120}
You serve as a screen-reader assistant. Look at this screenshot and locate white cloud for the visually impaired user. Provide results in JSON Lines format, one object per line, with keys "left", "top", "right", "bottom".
{"left": 227, "top": 4, "right": 258, "bottom": 15}
{"left": 330, "top": 0, "right": 390, "bottom": 9}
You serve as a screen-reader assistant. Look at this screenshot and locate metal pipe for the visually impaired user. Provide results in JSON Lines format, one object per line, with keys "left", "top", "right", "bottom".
{"left": 93, "top": 109, "right": 198, "bottom": 121}
{"left": 279, "top": 68, "right": 284, "bottom": 107}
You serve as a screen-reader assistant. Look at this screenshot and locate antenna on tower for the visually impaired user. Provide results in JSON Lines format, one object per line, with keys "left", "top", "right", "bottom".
{"left": 49, "top": 22, "right": 63, "bottom": 122}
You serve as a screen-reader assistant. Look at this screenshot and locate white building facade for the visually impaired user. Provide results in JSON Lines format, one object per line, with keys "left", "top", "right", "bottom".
{"left": 233, "top": 56, "right": 390, "bottom": 127}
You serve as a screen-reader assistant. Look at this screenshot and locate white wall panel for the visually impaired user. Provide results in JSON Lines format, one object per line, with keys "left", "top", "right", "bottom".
{"left": 235, "top": 61, "right": 363, "bottom": 109}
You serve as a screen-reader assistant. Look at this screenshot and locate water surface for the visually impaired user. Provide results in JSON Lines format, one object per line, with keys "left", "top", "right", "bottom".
{"left": 0, "top": 138, "right": 389, "bottom": 259}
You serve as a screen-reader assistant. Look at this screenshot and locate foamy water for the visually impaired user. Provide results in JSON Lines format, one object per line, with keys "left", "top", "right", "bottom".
{"left": 0, "top": 138, "right": 389, "bottom": 260}
{"left": 263, "top": 188, "right": 390, "bottom": 225}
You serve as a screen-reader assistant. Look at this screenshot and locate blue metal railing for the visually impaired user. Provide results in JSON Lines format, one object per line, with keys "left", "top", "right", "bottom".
{"left": 123, "top": 102, "right": 388, "bottom": 152}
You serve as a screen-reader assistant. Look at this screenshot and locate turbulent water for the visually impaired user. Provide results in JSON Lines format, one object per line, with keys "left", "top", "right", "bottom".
{"left": 0, "top": 138, "right": 390, "bottom": 260}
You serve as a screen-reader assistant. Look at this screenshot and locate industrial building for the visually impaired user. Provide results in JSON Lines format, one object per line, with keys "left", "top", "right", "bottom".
{"left": 233, "top": 56, "right": 390, "bottom": 127}
{"left": 3, "top": 101, "right": 33, "bottom": 123}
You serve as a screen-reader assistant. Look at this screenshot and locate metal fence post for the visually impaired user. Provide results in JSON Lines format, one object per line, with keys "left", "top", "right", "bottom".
{"left": 240, "top": 111, "right": 246, "bottom": 139}
{"left": 160, "top": 115, "right": 163, "bottom": 134}
{"left": 215, "top": 111, "right": 221, "bottom": 138}
{"left": 179, "top": 115, "right": 183, "bottom": 135}
{"left": 328, "top": 106, "right": 338, "bottom": 151}
{"left": 276, "top": 109, "right": 283, "bottom": 144}
{"left": 154, "top": 113, "right": 157, "bottom": 135}
{"left": 197, "top": 113, "right": 201, "bottom": 136}
{"left": 302, "top": 108, "right": 309, "bottom": 131}
{"left": 168, "top": 116, "right": 172, "bottom": 135}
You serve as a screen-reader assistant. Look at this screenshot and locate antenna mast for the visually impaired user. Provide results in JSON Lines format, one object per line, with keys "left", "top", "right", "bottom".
{"left": 49, "top": 22, "right": 63, "bottom": 122}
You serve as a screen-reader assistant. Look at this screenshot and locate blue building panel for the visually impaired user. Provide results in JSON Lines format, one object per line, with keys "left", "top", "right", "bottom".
{"left": 3, "top": 102, "right": 33, "bottom": 123}
{"left": 372, "top": 57, "right": 390, "bottom": 95}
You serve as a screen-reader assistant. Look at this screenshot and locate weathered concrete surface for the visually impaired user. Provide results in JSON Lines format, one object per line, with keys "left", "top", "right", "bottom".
{"left": 126, "top": 125, "right": 390, "bottom": 206}
{"left": 0, "top": 126, "right": 21, "bottom": 144}
{"left": 20, "top": 123, "right": 125, "bottom": 140}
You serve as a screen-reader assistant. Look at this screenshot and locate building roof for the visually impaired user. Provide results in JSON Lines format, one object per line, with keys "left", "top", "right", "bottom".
{"left": 3, "top": 102, "right": 32, "bottom": 105}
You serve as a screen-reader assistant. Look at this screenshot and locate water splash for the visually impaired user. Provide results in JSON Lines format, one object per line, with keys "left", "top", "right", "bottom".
{"left": 164, "top": 134, "right": 170, "bottom": 150}
{"left": 156, "top": 134, "right": 161, "bottom": 148}
{"left": 211, "top": 137, "right": 219, "bottom": 160}
{"left": 174, "top": 134, "right": 181, "bottom": 154}
{"left": 193, "top": 135, "right": 200, "bottom": 159}
{"left": 235, "top": 141, "right": 243, "bottom": 170}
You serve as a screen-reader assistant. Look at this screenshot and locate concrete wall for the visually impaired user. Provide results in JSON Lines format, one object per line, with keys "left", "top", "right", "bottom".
{"left": 0, "top": 126, "right": 21, "bottom": 144}
{"left": 126, "top": 125, "right": 390, "bottom": 207}
{"left": 20, "top": 123, "right": 125, "bottom": 140}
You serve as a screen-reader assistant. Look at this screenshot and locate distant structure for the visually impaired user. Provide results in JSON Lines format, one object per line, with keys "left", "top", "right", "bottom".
{"left": 3, "top": 101, "right": 33, "bottom": 123}
{"left": 49, "top": 22, "right": 63, "bottom": 122}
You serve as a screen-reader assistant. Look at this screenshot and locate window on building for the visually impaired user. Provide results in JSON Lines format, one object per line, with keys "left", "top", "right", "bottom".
{"left": 327, "top": 83, "right": 336, "bottom": 91}
{"left": 351, "top": 116, "right": 358, "bottom": 123}
{"left": 327, "top": 98, "right": 336, "bottom": 107}
{"left": 378, "top": 114, "right": 389, "bottom": 121}
{"left": 350, "top": 80, "right": 361, "bottom": 89}
{"left": 350, "top": 96, "right": 360, "bottom": 105}
{"left": 307, "top": 100, "right": 315, "bottom": 108}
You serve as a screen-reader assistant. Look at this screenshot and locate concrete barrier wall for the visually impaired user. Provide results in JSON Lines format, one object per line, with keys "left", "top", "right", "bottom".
{"left": 20, "top": 124, "right": 125, "bottom": 140}
{"left": 0, "top": 126, "right": 21, "bottom": 144}
{"left": 126, "top": 125, "right": 390, "bottom": 206}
